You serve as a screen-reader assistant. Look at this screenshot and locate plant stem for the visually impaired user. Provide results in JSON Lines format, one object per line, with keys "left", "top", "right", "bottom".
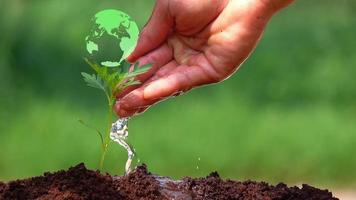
{"left": 99, "top": 96, "right": 114, "bottom": 171}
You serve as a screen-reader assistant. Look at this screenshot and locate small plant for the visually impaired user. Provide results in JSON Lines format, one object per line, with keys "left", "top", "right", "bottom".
{"left": 81, "top": 9, "right": 151, "bottom": 171}
{"left": 81, "top": 59, "right": 151, "bottom": 170}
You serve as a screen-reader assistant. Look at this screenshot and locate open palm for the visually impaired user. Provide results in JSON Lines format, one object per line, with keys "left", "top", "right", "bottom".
{"left": 116, "top": 0, "right": 293, "bottom": 117}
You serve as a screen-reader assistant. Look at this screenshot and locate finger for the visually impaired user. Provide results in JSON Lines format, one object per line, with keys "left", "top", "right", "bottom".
{"left": 116, "top": 103, "right": 150, "bottom": 118}
{"left": 117, "top": 43, "right": 173, "bottom": 99}
{"left": 115, "top": 61, "right": 178, "bottom": 117}
{"left": 127, "top": 0, "right": 173, "bottom": 62}
{"left": 171, "top": 0, "right": 228, "bottom": 35}
{"left": 142, "top": 60, "right": 178, "bottom": 84}
{"left": 116, "top": 106, "right": 143, "bottom": 118}
{"left": 116, "top": 65, "right": 213, "bottom": 117}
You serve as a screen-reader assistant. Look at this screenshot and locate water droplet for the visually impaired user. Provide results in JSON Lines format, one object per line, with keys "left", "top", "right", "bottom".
{"left": 196, "top": 157, "right": 201, "bottom": 170}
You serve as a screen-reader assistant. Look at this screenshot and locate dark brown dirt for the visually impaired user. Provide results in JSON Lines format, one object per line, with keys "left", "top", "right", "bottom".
{"left": 0, "top": 164, "right": 122, "bottom": 200}
{"left": 0, "top": 163, "right": 338, "bottom": 200}
{"left": 0, "top": 182, "right": 6, "bottom": 195}
{"left": 114, "top": 164, "right": 163, "bottom": 200}
{"left": 178, "top": 172, "right": 337, "bottom": 200}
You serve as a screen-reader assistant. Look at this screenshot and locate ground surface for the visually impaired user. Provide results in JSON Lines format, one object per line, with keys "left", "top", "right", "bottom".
{"left": 0, "top": 164, "right": 338, "bottom": 200}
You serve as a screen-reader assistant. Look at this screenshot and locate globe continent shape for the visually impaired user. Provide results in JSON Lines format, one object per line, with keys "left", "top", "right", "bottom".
{"left": 86, "top": 9, "right": 139, "bottom": 67}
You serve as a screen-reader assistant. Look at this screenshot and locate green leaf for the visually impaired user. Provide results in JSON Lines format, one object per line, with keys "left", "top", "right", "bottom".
{"left": 83, "top": 58, "right": 151, "bottom": 98}
{"left": 78, "top": 119, "right": 105, "bottom": 150}
{"left": 125, "top": 63, "right": 152, "bottom": 78}
{"left": 84, "top": 58, "right": 100, "bottom": 72}
{"left": 107, "top": 71, "right": 124, "bottom": 91}
{"left": 81, "top": 72, "right": 107, "bottom": 93}
{"left": 120, "top": 60, "right": 131, "bottom": 73}
{"left": 124, "top": 79, "right": 141, "bottom": 87}
{"left": 84, "top": 58, "right": 109, "bottom": 80}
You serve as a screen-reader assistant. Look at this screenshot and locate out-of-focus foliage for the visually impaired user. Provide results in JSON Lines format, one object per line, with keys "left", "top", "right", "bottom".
{"left": 0, "top": 0, "right": 355, "bottom": 189}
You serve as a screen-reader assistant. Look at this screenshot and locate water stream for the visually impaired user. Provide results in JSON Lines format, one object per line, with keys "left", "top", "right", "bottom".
{"left": 110, "top": 118, "right": 134, "bottom": 174}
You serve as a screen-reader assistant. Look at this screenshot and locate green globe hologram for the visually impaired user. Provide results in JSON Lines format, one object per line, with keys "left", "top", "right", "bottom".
{"left": 86, "top": 9, "right": 139, "bottom": 67}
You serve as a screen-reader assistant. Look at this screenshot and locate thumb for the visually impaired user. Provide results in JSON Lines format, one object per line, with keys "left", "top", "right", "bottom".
{"left": 127, "top": 1, "right": 173, "bottom": 62}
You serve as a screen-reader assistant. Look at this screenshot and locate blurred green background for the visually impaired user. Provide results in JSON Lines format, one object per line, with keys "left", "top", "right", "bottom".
{"left": 0, "top": 0, "right": 355, "bottom": 190}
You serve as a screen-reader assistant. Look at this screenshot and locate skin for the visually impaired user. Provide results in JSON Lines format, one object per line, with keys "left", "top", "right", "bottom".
{"left": 115, "top": 0, "right": 294, "bottom": 117}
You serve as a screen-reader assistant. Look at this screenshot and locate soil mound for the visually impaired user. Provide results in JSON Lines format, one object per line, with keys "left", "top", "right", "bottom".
{"left": 0, "top": 164, "right": 122, "bottom": 200}
{"left": 0, "top": 164, "right": 338, "bottom": 200}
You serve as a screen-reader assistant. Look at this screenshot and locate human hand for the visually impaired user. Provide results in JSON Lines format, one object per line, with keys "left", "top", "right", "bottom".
{"left": 115, "top": 0, "right": 294, "bottom": 117}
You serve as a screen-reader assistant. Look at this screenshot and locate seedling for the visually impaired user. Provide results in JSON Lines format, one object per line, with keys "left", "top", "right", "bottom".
{"left": 81, "top": 9, "right": 151, "bottom": 172}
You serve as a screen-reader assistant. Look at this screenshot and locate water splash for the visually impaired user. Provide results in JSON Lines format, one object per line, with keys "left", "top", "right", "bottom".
{"left": 110, "top": 118, "right": 134, "bottom": 174}
{"left": 196, "top": 157, "right": 201, "bottom": 170}
{"left": 154, "top": 176, "right": 193, "bottom": 200}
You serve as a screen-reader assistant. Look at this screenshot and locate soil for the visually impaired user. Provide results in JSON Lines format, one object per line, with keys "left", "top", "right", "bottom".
{"left": 0, "top": 163, "right": 338, "bottom": 200}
